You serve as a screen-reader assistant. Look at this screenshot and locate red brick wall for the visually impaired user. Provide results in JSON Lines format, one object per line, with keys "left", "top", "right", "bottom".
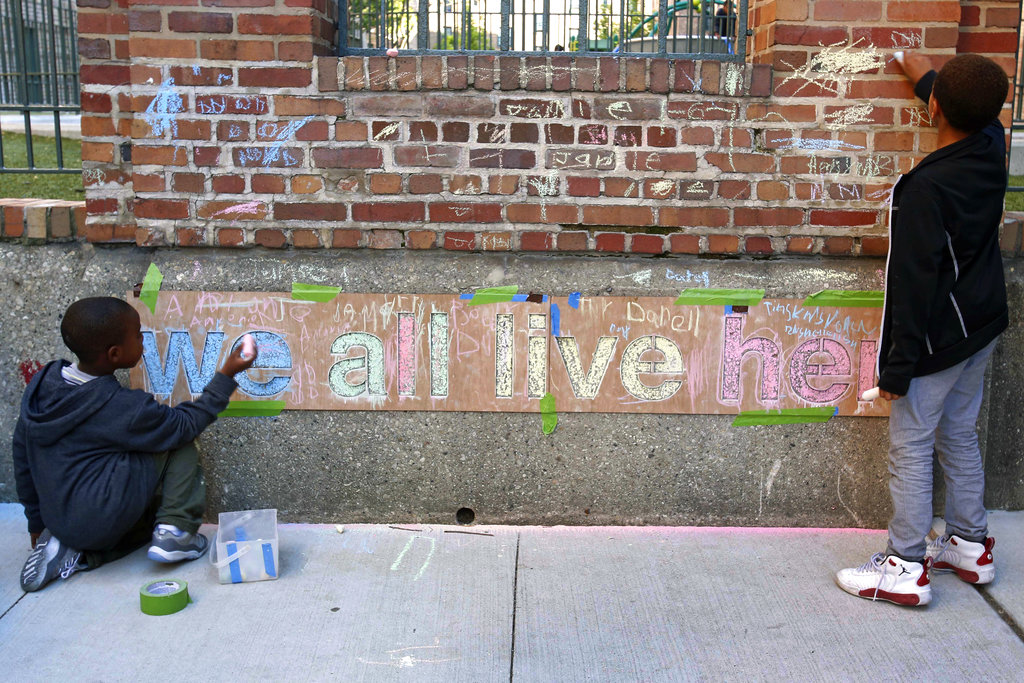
{"left": 69, "top": 0, "right": 1019, "bottom": 255}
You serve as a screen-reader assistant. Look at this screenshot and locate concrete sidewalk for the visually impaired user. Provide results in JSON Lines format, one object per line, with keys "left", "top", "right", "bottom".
{"left": 1, "top": 504, "right": 1022, "bottom": 682}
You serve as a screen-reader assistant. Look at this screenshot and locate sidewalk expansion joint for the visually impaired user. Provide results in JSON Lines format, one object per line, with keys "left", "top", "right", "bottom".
{"left": 509, "top": 532, "right": 521, "bottom": 683}
{"left": 976, "top": 586, "right": 1024, "bottom": 645}
{"left": 0, "top": 593, "right": 28, "bottom": 622}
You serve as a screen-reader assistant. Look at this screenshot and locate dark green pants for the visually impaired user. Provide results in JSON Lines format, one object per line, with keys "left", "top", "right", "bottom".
{"left": 84, "top": 441, "right": 206, "bottom": 569}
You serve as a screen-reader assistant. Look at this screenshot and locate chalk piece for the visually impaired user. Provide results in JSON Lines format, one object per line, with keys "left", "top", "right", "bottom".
{"left": 335, "top": 525, "right": 345, "bottom": 534}
{"left": 386, "top": 47, "right": 399, "bottom": 57}
{"left": 241, "top": 334, "right": 255, "bottom": 360}
{"left": 860, "top": 387, "right": 880, "bottom": 402}
{"left": 893, "top": 51, "right": 904, "bottom": 66}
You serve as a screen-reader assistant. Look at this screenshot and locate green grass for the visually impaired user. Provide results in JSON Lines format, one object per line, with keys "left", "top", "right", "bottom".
{"left": 1008, "top": 176, "right": 1024, "bottom": 213}
{"left": 0, "top": 132, "right": 84, "bottom": 201}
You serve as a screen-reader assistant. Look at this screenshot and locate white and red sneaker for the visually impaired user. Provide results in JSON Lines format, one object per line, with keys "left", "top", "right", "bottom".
{"left": 835, "top": 553, "right": 932, "bottom": 606}
{"left": 926, "top": 534, "right": 995, "bottom": 585}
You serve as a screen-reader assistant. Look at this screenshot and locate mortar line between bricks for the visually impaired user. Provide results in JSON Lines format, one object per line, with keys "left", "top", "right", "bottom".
{"left": 0, "top": 593, "right": 28, "bottom": 622}
{"left": 509, "top": 532, "right": 521, "bottom": 683}
{"left": 975, "top": 586, "right": 1024, "bottom": 645}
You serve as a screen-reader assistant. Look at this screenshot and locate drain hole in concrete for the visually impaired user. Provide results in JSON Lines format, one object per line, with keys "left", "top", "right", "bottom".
{"left": 456, "top": 507, "right": 475, "bottom": 525}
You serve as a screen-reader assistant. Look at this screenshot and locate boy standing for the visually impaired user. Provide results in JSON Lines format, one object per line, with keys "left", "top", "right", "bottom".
{"left": 15, "top": 297, "right": 256, "bottom": 592}
{"left": 835, "top": 53, "right": 1010, "bottom": 606}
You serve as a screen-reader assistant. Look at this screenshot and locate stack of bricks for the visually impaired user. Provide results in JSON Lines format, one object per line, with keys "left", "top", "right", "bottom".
{"left": 69, "top": 0, "right": 1020, "bottom": 256}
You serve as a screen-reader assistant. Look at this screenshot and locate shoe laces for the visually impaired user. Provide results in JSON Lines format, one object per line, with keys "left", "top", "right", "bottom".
{"left": 856, "top": 553, "right": 889, "bottom": 601}
{"left": 929, "top": 534, "right": 953, "bottom": 561}
{"left": 856, "top": 552, "right": 886, "bottom": 574}
{"left": 59, "top": 552, "right": 83, "bottom": 580}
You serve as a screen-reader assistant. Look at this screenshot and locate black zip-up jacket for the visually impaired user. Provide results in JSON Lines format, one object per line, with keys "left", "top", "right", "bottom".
{"left": 13, "top": 361, "right": 236, "bottom": 550}
{"left": 878, "top": 71, "right": 1009, "bottom": 396}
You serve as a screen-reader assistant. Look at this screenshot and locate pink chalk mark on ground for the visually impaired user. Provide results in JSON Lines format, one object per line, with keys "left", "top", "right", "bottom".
{"left": 19, "top": 360, "right": 44, "bottom": 385}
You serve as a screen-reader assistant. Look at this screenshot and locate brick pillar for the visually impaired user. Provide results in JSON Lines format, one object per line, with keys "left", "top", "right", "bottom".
{"left": 77, "top": 0, "right": 134, "bottom": 243}
{"left": 77, "top": 0, "right": 337, "bottom": 246}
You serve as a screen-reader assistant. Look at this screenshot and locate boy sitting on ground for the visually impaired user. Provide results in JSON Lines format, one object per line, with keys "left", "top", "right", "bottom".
{"left": 14, "top": 296, "right": 256, "bottom": 592}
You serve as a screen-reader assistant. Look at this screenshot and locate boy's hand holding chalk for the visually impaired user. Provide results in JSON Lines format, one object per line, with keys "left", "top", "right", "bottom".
{"left": 860, "top": 386, "right": 902, "bottom": 402}
{"left": 219, "top": 334, "right": 258, "bottom": 377}
{"left": 860, "top": 387, "right": 880, "bottom": 402}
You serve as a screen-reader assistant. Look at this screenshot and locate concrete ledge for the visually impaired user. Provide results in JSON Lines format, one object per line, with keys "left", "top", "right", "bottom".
{"left": 1, "top": 243, "right": 1021, "bottom": 526}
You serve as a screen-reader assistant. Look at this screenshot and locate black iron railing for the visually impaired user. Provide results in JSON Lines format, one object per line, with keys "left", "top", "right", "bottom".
{"left": 0, "top": 0, "right": 80, "bottom": 174}
{"left": 340, "top": 0, "right": 748, "bottom": 62}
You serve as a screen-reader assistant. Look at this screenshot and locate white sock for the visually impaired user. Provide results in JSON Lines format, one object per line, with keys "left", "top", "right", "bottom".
{"left": 156, "top": 523, "right": 187, "bottom": 537}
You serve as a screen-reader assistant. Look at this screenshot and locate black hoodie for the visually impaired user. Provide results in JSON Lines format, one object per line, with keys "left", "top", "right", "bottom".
{"left": 12, "top": 361, "right": 236, "bottom": 550}
{"left": 878, "top": 71, "right": 1009, "bottom": 395}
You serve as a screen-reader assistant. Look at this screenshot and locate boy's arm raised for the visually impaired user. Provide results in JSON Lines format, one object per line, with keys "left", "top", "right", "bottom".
{"left": 894, "top": 51, "right": 934, "bottom": 91}
{"left": 121, "top": 346, "right": 257, "bottom": 453}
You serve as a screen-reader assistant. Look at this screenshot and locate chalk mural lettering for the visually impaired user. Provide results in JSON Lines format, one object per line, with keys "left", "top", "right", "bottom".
{"left": 129, "top": 295, "right": 884, "bottom": 417}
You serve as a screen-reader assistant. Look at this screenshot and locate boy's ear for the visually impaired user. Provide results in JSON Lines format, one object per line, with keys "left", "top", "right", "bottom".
{"left": 106, "top": 343, "right": 124, "bottom": 365}
{"left": 928, "top": 95, "right": 941, "bottom": 126}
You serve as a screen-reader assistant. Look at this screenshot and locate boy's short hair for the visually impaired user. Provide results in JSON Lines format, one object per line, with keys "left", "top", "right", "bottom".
{"left": 61, "top": 297, "right": 136, "bottom": 363}
{"left": 933, "top": 54, "right": 1009, "bottom": 134}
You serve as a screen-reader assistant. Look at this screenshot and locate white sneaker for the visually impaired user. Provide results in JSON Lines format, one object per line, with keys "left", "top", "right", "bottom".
{"left": 835, "top": 553, "right": 932, "bottom": 606}
{"left": 926, "top": 534, "right": 995, "bottom": 585}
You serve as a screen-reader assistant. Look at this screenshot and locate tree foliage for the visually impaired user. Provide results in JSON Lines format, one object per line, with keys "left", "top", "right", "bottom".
{"left": 439, "top": 16, "right": 494, "bottom": 50}
{"left": 346, "top": 0, "right": 417, "bottom": 49}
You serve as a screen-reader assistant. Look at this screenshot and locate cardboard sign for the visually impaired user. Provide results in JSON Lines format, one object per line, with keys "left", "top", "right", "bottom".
{"left": 128, "top": 292, "right": 887, "bottom": 417}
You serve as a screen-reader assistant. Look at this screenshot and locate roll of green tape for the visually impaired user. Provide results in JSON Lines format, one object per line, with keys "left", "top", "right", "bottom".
{"left": 140, "top": 579, "right": 190, "bottom": 616}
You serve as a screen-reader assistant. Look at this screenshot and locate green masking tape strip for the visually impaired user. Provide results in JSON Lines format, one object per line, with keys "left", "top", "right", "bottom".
{"left": 218, "top": 400, "right": 287, "bottom": 418}
{"left": 292, "top": 283, "right": 342, "bottom": 302}
{"left": 140, "top": 579, "right": 190, "bottom": 616}
{"left": 674, "top": 289, "right": 765, "bottom": 306}
{"left": 731, "top": 406, "right": 838, "bottom": 427}
{"left": 802, "top": 290, "right": 884, "bottom": 307}
{"left": 466, "top": 285, "right": 519, "bottom": 306}
{"left": 139, "top": 263, "right": 163, "bottom": 314}
{"left": 540, "top": 392, "right": 558, "bottom": 435}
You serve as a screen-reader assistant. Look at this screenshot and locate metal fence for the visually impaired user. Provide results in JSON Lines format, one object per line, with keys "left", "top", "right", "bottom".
{"left": 0, "top": 0, "right": 80, "bottom": 173}
{"left": 341, "top": 0, "right": 747, "bottom": 61}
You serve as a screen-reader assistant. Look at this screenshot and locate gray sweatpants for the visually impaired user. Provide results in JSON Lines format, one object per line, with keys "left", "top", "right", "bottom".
{"left": 885, "top": 339, "right": 997, "bottom": 560}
